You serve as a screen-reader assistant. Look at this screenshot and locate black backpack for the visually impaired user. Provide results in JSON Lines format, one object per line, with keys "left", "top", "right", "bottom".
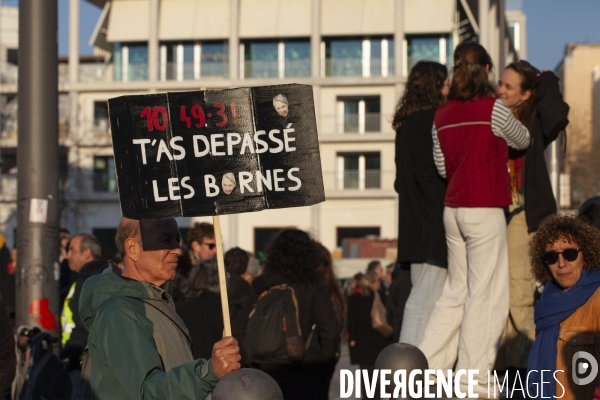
{"left": 245, "top": 284, "right": 314, "bottom": 369}
{"left": 14, "top": 327, "right": 72, "bottom": 400}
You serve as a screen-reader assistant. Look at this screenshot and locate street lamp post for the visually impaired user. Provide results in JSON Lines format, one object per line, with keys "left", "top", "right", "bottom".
{"left": 16, "top": 0, "right": 60, "bottom": 334}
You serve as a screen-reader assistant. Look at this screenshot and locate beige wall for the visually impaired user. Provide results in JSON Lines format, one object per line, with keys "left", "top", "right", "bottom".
{"left": 563, "top": 45, "right": 600, "bottom": 155}
{"left": 404, "top": 0, "right": 454, "bottom": 34}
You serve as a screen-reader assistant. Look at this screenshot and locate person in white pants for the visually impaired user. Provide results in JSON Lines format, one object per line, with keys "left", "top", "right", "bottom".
{"left": 418, "top": 42, "right": 530, "bottom": 398}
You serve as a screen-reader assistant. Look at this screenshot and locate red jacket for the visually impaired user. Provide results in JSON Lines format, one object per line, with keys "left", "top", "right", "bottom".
{"left": 435, "top": 97, "right": 511, "bottom": 208}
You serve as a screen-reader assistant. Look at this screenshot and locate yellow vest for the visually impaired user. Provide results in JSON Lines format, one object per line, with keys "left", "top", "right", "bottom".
{"left": 61, "top": 282, "right": 76, "bottom": 345}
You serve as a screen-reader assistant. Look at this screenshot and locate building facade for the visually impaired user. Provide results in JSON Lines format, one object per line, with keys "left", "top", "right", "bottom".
{"left": 555, "top": 43, "right": 600, "bottom": 208}
{"left": 0, "top": 0, "right": 520, "bottom": 269}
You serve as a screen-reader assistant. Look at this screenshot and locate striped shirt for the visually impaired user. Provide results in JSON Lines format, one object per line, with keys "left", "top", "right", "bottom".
{"left": 432, "top": 98, "right": 530, "bottom": 178}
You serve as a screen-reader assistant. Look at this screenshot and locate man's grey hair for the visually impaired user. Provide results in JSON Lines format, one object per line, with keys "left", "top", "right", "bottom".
{"left": 75, "top": 233, "right": 102, "bottom": 260}
{"left": 273, "top": 94, "right": 288, "bottom": 105}
{"left": 115, "top": 218, "right": 140, "bottom": 257}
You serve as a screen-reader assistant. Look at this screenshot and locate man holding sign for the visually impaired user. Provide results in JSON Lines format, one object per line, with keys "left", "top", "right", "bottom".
{"left": 79, "top": 218, "right": 240, "bottom": 399}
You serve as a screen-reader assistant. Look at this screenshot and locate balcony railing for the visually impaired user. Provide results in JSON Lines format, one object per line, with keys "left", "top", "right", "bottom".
{"left": 341, "top": 169, "right": 382, "bottom": 189}
{"left": 324, "top": 58, "right": 395, "bottom": 77}
{"left": 320, "top": 114, "right": 393, "bottom": 134}
{"left": 160, "top": 61, "right": 229, "bottom": 81}
{"left": 243, "top": 59, "right": 310, "bottom": 79}
{"left": 323, "top": 170, "right": 395, "bottom": 192}
{"left": 406, "top": 56, "right": 451, "bottom": 73}
{"left": 0, "top": 174, "right": 17, "bottom": 199}
{"left": 340, "top": 113, "right": 382, "bottom": 133}
{"left": 58, "top": 63, "right": 112, "bottom": 84}
{"left": 0, "top": 63, "right": 18, "bottom": 85}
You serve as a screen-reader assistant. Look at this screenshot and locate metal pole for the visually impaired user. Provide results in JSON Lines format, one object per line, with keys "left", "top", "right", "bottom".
{"left": 547, "top": 131, "right": 564, "bottom": 212}
{"left": 16, "top": 0, "right": 60, "bottom": 334}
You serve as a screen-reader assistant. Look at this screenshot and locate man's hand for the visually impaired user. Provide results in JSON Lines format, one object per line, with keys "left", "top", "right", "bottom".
{"left": 211, "top": 336, "right": 241, "bottom": 378}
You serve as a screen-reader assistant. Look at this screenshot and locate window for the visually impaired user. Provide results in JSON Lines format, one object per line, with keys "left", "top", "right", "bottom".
{"left": 324, "top": 37, "right": 393, "bottom": 77}
{"left": 201, "top": 41, "right": 229, "bottom": 77}
{"left": 337, "top": 153, "right": 381, "bottom": 189}
{"left": 93, "top": 156, "right": 117, "bottom": 192}
{"left": 7, "top": 49, "right": 17, "bottom": 65}
{"left": 509, "top": 23, "right": 520, "bottom": 52}
{"left": 336, "top": 227, "right": 380, "bottom": 247}
{"left": 93, "top": 101, "right": 109, "bottom": 129}
{"left": 405, "top": 34, "right": 452, "bottom": 74}
{"left": 159, "top": 40, "right": 228, "bottom": 81}
{"left": 336, "top": 97, "right": 380, "bottom": 133}
{"left": 114, "top": 42, "right": 148, "bottom": 82}
{"left": 160, "top": 41, "right": 194, "bottom": 81}
{"left": 242, "top": 39, "right": 310, "bottom": 79}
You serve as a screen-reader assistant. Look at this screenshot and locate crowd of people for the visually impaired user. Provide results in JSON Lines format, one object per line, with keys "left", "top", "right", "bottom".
{"left": 2, "top": 39, "right": 600, "bottom": 400}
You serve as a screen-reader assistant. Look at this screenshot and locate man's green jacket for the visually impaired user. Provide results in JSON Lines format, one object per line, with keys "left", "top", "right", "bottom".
{"left": 80, "top": 267, "right": 219, "bottom": 399}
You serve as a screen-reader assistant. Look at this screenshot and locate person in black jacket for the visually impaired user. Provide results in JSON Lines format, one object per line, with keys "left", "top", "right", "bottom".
{"left": 236, "top": 229, "right": 341, "bottom": 400}
{"left": 0, "top": 291, "right": 15, "bottom": 399}
{"left": 177, "top": 257, "right": 225, "bottom": 360}
{"left": 347, "top": 272, "right": 390, "bottom": 398}
{"left": 224, "top": 247, "right": 253, "bottom": 320}
{"left": 392, "top": 61, "right": 449, "bottom": 346}
{"left": 495, "top": 61, "right": 569, "bottom": 371}
{"left": 60, "top": 233, "right": 111, "bottom": 397}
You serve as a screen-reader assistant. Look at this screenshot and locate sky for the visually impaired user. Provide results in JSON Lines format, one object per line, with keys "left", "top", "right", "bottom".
{"left": 6, "top": 0, "right": 600, "bottom": 72}
{"left": 519, "top": 0, "right": 600, "bottom": 70}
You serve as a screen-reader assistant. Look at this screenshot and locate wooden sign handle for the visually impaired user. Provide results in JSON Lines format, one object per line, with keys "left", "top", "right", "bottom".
{"left": 212, "top": 215, "right": 232, "bottom": 336}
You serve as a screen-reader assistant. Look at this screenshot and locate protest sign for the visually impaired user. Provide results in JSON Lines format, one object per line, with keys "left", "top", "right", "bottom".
{"left": 108, "top": 84, "right": 325, "bottom": 219}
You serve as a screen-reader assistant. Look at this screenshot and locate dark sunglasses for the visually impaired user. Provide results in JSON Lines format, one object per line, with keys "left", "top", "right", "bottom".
{"left": 203, "top": 242, "right": 216, "bottom": 250}
{"left": 542, "top": 248, "right": 582, "bottom": 265}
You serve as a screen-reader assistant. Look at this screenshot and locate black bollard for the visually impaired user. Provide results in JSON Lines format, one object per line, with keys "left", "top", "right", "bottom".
{"left": 212, "top": 368, "right": 283, "bottom": 400}
{"left": 374, "top": 342, "right": 429, "bottom": 399}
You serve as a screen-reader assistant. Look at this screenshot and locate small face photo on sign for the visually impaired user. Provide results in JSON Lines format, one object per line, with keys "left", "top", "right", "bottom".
{"left": 222, "top": 173, "right": 236, "bottom": 195}
{"left": 273, "top": 94, "right": 289, "bottom": 118}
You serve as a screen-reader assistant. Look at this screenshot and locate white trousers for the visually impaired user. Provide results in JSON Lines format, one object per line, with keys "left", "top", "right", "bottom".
{"left": 399, "top": 263, "right": 447, "bottom": 346}
{"left": 419, "top": 207, "right": 509, "bottom": 397}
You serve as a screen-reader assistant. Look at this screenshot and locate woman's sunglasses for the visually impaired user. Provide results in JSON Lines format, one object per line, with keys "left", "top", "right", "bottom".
{"left": 542, "top": 248, "right": 582, "bottom": 265}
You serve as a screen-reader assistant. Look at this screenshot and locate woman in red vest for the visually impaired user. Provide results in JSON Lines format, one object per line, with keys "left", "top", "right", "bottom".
{"left": 418, "top": 42, "right": 530, "bottom": 397}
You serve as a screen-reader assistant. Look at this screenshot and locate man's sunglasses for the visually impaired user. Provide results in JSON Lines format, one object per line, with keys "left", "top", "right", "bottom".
{"left": 542, "top": 248, "right": 582, "bottom": 265}
{"left": 203, "top": 242, "right": 216, "bottom": 250}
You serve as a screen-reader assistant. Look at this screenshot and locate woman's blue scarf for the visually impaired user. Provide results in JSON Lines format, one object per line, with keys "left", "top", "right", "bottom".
{"left": 527, "top": 269, "right": 600, "bottom": 398}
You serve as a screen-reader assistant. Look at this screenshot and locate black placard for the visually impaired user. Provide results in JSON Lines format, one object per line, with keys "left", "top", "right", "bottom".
{"left": 108, "top": 84, "right": 325, "bottom": 219}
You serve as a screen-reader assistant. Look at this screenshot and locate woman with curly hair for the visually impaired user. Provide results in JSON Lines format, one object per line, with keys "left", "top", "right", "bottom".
{"left": 393, "top": 60, "right": 449, "bottom": 346}
{"left": 248, "top": 229, "right": 341, "bottom": 399}
{"left": 527, "top": 214, "right": 600, "bottom": 400}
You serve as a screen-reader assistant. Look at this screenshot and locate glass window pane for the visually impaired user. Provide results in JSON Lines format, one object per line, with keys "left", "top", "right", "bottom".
{"left": 127, "top": 43, "right": 148, "bottom": 81}
{"left": 371, "top": 39, "right": 382, "bottom": 58}
{"left": 183, "top": 43, "right": 194, "bottom": 80}
{"left": 108, "top": 157, "right": 117, "bottom": 192}
{"left": 202, "top": 41, "right": 228, "bottom": 77}
{"left": 365, "top": 153, "right": 380, "bottom": 169}
{"left": 344, "top": 155, "right": 359, "bottom": 170}
{"left": 364, "top": 98, "right": 380, "bottom": 132}
{"left": 344, "top": 100, "right": 359, "bottom": 133}
{"left": 407, "top": 36, "right": 440, "bottom": 72}
{"left": 113, "top": 43, "right": 122, "bottom": 81}
{"left": 343, "top": 155, "right": 360, "bottom": 189}
{"left": 284, "top": 41, "right": 310, "bottom": 77}
{"left": 370, "top": 39, "right": 382, "bottom": 77}
{"left": 245, "top": 41, "right": 278, "bottom": 78}
{"left": 327, "top": 39, "right": 362, "bottom": 77}
{"left": 365, "top": 153, "right": 381, "bottom": 189}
